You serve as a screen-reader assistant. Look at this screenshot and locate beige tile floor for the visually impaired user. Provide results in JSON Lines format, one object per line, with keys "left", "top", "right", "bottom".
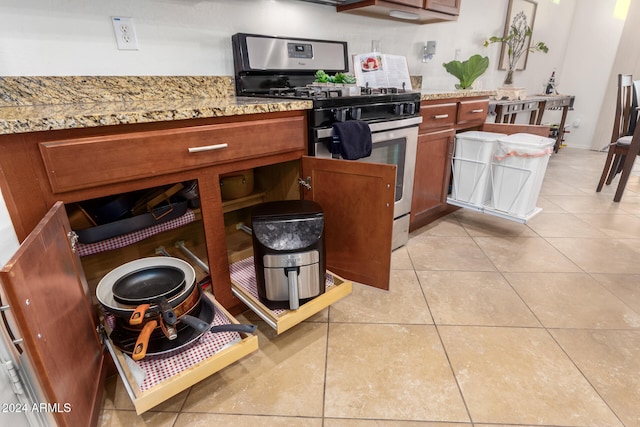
{"left": 99, "top": 148, "right": 640, "bottom": 427}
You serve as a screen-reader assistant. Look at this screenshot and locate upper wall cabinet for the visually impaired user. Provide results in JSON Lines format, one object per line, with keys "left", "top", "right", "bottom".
{"left": 336, "top": 0, "right": 460, "bottom": 24}
{"left": 424, "top": 0, "right": 460, "bottom": 15}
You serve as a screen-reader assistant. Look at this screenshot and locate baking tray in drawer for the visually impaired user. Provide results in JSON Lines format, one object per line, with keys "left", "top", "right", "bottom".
{"left": 230, "top": 256, "right": 352, "bottom": 334}
{"left": 102, "top": 292, "right": 258, "bottom": 415}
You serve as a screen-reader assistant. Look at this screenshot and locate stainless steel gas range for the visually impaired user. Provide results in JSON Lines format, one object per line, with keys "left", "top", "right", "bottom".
{"left": 232, "top": 33, "right": 422, "bottom": 249}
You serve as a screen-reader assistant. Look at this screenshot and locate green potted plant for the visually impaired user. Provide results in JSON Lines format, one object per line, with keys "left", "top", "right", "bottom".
{"left": 484, "top": 11, "right": 548, "bottom": 86}
{"left": 442, "top": 54, "right": 489, "bottom": 90}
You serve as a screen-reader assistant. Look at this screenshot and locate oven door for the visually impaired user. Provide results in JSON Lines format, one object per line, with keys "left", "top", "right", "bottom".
{"left": 314, "top": 116, "right": 421, "bottom": 249}
{"left": 313, "top": 116, "right": 421, "bottom": 220}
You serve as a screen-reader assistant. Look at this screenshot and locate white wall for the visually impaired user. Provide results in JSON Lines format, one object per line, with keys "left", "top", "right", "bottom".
{"left": 1, "top": 0, "right": 578, "bottom": 89}
{"left": 559, "top": 0, "right": 626, "bottom": 150}
{"left": 591, "top": 0, "right": 640, "bottom": 150}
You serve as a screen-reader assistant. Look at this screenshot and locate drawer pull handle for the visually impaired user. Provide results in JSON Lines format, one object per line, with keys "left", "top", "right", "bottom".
{"left": 188, "top": 143, "right": 228, "bottom": 153}
{"left": 434, "top": 114, "right": 449, "bottom": 119}
{"left": 471, "top": 109, "right": 484, "bottom": 113}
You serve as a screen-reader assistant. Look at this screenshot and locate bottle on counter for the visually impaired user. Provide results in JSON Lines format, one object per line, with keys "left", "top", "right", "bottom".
{"left": 545, "top": 71, "right": 557, "bottom": 95}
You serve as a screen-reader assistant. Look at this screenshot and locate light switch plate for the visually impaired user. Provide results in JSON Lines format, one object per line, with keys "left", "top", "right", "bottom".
{"left": 111, "top": 16, "right": 138, "bottom": 50}
{"left": 426, "top": 41, "right": 436, "bottom": 55}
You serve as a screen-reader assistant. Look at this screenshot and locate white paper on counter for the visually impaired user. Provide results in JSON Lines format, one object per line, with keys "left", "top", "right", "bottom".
{"left": 353, "top": 52, "right": 411, "bottom": 89}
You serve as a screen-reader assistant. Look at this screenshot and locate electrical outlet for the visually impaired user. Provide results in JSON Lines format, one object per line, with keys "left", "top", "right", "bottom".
{"left": 111, "top": 16, "right": 138, "bottom": 50}
{"left": 426, "top": 41, "right": 436, "bottom": 55}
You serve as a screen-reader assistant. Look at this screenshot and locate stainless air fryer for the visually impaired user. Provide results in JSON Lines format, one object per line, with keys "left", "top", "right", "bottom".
{"left": 251, "top": 200, "right": 326, "bottom": 310}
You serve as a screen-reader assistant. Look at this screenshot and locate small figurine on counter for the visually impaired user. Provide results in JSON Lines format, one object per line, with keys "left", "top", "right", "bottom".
{"left": 545, "top": 71, "right": 557, "bottom": 95}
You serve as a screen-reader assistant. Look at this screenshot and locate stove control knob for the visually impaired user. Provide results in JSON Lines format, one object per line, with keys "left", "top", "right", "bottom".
{"left": 393, "top": 103, "right": 405, "bottom": 115}
{"left": 333, "top": 108, "right": 348, "bottom": 122}
{"left": 405, "top": 102, "right": 416, "bottom": 115}
{"left": 350, "top": 107, "right": 362, "bottom": 120}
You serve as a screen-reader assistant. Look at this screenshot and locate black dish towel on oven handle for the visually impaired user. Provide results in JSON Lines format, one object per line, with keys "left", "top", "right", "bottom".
{"left": 331, "top": 121, "right": 372, "bottom": 160}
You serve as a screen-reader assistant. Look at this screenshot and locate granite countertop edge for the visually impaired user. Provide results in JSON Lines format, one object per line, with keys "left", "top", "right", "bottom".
{"left": 0, "top": 74, "right": 496, "bottom": 136}
{"left": 420, "top": 90, "right": 496, "bottom": 100}
{"left": 0, "top": 97, "right": 314, "bottom": 135}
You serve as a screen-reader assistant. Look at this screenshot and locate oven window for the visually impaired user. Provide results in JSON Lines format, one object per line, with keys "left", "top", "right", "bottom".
{"left": 367, "top": 137, "right": 406, "bottom": 202}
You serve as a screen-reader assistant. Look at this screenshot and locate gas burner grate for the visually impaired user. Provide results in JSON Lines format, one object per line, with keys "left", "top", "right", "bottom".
{"left": 362, "top": 83, "right": 407, "bottom": 95}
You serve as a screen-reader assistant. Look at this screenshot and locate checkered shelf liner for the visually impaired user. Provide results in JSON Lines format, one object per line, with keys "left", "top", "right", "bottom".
{"left": 104, "top": 298, "right": 243, "bottom": 392}
{"left": 229, "top": 256, "right": 335, "bottom": 317}
{"left": 76, "top": 209, "right": 196, "bottom": 257}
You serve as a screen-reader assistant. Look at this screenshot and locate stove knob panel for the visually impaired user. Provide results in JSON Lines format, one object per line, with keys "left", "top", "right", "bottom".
{"left": 333, "top": 108, "right": 348, "bottom": 122}
{"left": 393, "top": 103, "right": 405, "bottom": 115}
{"left": 405, "top": 102, "right": 417, "bottom": 115}
{"left": 350, "top": 107, "right": 362, "bottom": 120}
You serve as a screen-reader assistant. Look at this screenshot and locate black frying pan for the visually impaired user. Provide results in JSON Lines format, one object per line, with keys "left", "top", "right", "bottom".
{"left": 111, "top": 265, "right": 185, "bottom": 305}
{"left": 109, "top": 294, "right": 256, "bottom": 358}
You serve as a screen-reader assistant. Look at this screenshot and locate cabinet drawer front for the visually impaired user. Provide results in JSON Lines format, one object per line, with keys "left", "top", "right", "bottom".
{"left": 457, "top": 99, "right": 490, "bottom": 126}
{"left": 40, "top": 116, "right": 306, "bottom": 193}
{"left": 419, "top": 102, "right": 457, "bottom": 132}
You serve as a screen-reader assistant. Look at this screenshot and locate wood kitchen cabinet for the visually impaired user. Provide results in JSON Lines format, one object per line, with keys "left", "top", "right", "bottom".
{"left": 337, "top": 0, "right": 460, "bottom": 24}
{"left": 410, "top": 96, "right": 489, "bottom": 231}
{"left": 0, "top": 108, "right": 397, "bottom": 424}
{"left": 388, "top": 0, "right": 422, "bottom": 6}
{"left": 411, "top": 128, "right": 456, "bottom": 229}
{"left": 222, "top": 157, "right": 395, "bottom": 294}
{"left": 0, "top": 111, "right": 307, "bottom": 309}
{"left": 0, "top": 112, "right": 305, "bottom": 424}
{"left": 0, "top": 201, "right": 260, "bottom": 423}
{"left": 424, "top": 0, "right": 460, "bottom": 15}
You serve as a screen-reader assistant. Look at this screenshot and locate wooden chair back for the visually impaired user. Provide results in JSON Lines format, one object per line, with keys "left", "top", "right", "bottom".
{"left": 596, "top": 74, "right": 640, "bottom": 201}
{"left": 611, "top": 74, "right": 635, "bottom": 143}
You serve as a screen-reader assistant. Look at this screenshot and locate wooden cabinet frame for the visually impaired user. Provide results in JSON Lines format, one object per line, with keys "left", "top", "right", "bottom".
{"left": 337, "top": 0, "right": 460, "bottom": 24}
{"left": 0, "top": 109, "right": 397, "bottom": 424}
{"left": 410, "top": 96, "right": 489, "bottom": 230}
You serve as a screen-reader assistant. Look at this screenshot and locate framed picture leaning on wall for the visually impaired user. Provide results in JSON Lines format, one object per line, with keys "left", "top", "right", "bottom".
{"left": 498, "top": 0, "right": 538, "bottom": 71}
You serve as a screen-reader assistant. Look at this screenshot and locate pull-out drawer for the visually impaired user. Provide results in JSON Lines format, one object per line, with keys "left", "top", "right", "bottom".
{"left": 457, "top": 99, "right": 490, "bottom": 126}
{"left": 230, "top": 256, "right": 352, "bottom": 334}
{"left": 39, "top": 115, "right": 306, "bottom": 193}
{"left": 104, "top": 293, "right": 258, "bottom": 415}
{"left": 419, "top": 102, "right": 457, "bottom": 132}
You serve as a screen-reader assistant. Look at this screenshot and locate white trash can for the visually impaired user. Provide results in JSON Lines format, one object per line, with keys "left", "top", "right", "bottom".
{"left": 490, "top": 133, "right": 555, "bottom": 217}
{"left": 451, "top": 131, "right": 506, "bottom": 206}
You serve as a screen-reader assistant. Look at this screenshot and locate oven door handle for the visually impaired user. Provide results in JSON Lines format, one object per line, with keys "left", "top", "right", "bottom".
{"left": 315, "top": 116, "right": 423, "bottom": 140}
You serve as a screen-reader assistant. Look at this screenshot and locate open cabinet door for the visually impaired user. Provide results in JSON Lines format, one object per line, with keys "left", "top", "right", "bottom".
{"left": 0, "top": 202, "right": 105, "bottom": 427}
{"left": 301, "top": 156, "right": 395, "bottom": 290}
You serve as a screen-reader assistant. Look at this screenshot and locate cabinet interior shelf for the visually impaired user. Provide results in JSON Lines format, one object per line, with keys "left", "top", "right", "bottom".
{"left": 76, "top": 208, "right": 201, "bottom": 257}
{"left": 221, "top": 192, "right": 266, "bottom": 213}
